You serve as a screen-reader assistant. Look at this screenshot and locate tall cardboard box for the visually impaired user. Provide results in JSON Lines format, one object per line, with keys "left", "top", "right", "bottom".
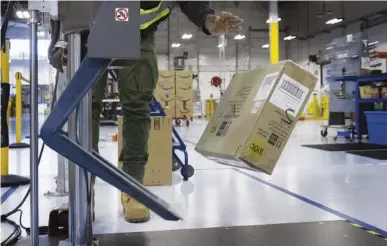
{"left": 175, "top": 71, "right": 193, "bottom": 118}
{"left": 195, "top": 61, "right": 317, "bottom": 174}
{"left": 118, "top": 116, "right": 172, "bottom": 185}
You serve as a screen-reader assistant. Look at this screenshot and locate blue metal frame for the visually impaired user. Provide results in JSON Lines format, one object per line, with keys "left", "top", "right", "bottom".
{"left": 331, "top": 73, "right": 387, "bottom": 141}
{"left": 150, "top": 97, "right": 190, "bottom": 180}
{"left": 40, "top": 57, "right": 180, "bottom": 221}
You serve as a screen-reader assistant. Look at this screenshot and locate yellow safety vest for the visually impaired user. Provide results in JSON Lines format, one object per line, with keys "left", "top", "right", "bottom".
{"left": 140, "top": 1, "right": 171, "bottom": 30}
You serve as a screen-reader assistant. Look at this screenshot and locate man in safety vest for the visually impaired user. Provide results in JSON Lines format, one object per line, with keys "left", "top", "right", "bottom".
{"left": 50, "top": 1, "right": 243, "bottom": 223}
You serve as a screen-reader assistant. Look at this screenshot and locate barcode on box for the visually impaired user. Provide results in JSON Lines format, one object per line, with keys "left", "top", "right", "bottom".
{"left": 267, "top": 133, "right": 282, "bottom": 148}
{"left": 216, "top": 121, "right": 231, "bottom": 137}
{"left": 279, "top": 79, "right": 305, "bottom": 100}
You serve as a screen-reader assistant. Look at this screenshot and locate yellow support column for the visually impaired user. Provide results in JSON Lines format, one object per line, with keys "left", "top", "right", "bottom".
{"left": 9, "top": 72, "right": 30, "bottom": 148}
{"left": 1, "top": 39, "right": 10, "bottom": 175}
{"left": 270, "top": 22, "right": 279, "bottom": 64}
{"left": 1, "top": 39, "right": 30, "bottom": 187}
{"left": 268, "top": 0, "right": 280, "bottom": 64}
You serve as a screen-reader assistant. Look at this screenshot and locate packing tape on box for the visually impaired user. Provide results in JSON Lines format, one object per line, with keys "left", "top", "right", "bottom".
{"left": 157, "top": 82, "right": 175, "bottom": 90}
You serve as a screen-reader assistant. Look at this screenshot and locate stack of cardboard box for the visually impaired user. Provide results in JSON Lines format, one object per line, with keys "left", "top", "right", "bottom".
{"left": 154, "top": 71, "right": 193, "bottom": 119}
{"left": 175, "top": 71, "right": 193, "bottom": 119}
{"left": 154, "top": 71, "right": 176, "bottom": 118}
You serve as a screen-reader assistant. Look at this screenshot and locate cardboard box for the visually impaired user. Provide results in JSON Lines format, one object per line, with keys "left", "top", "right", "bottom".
{"left": 175, "top": 98, "right": 193, "bottom": 119}
{"left": 195, "top": 61, "right": 318, "bottom": 174}
{"left": 118, "top": 116, "right": 172, "bottom": 185}
{"left": 160, "top": 100, "right": 176, "bottom": 118}
{"left": 158, "top": 71, "right": 175, "bottom": 85}
{"left": 175, "top": 71, "right": 192, "bottom": 95}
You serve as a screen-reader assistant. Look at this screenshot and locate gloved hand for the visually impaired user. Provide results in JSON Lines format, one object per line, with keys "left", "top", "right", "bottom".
{"left": 205, "top": 11, "right": 244, "bottom": 35}
{"left": 48, "top": 47, "right": 67, "bottom": 73}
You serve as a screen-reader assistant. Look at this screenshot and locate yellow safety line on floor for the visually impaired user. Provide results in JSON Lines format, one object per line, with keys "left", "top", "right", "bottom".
{"left": 350, "top": 223, "right": 387, "bottom": 240}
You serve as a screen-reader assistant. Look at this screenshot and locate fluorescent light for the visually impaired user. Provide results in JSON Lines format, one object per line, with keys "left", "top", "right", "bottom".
{"left": 369, "top": 41, "right": 379, "bottom": 46}
{"left": 182, "top": 34, "right": 192, "bottom": 39}
{"left": 262, "top": 44, "right": 270, "bottom": 49}
{"left": 16, "top": 11, "right": 23, "bottom": 19}
{"left": 234, "top": 34, "right": 245, "bottom": 40}
{"left": 171, "top": 43, "right": 181, "bottom": 48}
{"left": 326, "top": 18, "right": 343, "bottom": 25}
{"left": 266, "top": 17, "right": 281, "bottom": 23}
{"left": 284, "top": 35, "right": 296, "bottom": 41}
{"left": 23, "top": 11, "right": 30, "bottom": 19}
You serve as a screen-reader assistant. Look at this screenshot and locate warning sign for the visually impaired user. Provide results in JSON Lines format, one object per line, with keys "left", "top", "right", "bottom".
{"left": 115, "top": 8, "right": 129, "bottom": 22}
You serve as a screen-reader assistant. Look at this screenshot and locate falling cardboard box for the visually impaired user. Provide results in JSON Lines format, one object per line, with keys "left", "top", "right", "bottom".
{"left": 195, "top": 61, "right": 318, "bottom": 174}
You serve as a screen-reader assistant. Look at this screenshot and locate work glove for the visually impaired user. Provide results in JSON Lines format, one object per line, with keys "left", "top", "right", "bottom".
{"left": 205, "top": 11, "right": 244, "bottom": 35}
{"left": 48, "top": 47, "right": 67, "bottom": 73}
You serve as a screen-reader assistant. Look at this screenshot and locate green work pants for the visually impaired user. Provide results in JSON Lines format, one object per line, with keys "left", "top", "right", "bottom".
{"left": 92, "top": 35, "right": 158, "bottom": 182}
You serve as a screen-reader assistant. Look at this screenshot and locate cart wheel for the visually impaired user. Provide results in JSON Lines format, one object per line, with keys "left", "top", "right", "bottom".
{"left": 320, "top": 129, "right": 328, "bottom": 137}
{"left": 175, "top": 119, "right": 181, "bottom": 126}
{"left": 186, "top": 120, "right": 190, "bottom": 127}
{"left": 172, "top": 159, "right": 181, "bottom": 171}
{"left": 181, "top": 165, "right": 195, "bottom": 181}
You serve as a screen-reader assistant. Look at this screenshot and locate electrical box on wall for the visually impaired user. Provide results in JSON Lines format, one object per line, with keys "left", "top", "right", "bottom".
{"left": 173, "top": 56, "right": 185, "bottom": 70}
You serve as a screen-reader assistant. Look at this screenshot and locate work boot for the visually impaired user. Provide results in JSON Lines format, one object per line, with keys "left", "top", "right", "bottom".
{"left": 121, "top": 192, "right": 150, "bottom": 223}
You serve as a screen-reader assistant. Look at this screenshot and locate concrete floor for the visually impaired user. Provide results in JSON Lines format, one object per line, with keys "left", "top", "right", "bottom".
{"left": 1, "top": 116, "right": 387, "bottom": 241}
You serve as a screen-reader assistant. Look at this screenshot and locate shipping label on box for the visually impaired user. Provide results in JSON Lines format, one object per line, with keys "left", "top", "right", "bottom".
{"left": 251, "top": 72, "right": 279, "bottom": 114}
{"left": 268, "top": 74, "right": 310, "bottom": 117}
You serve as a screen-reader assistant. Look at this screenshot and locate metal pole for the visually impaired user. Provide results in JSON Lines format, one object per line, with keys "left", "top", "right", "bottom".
{"left": 78, "top": 66, "right": 93, "bottom": 244}
{"left": 167, "top": 17, "right": 171, "bottom": 70}
{"left": 248, "top": 27, "right": 252, "bottom": 70}
{"left": 235, "top": 41, "right": 239, "bottom": 73}
{"left": 67, "top": 33, "right": 90, "bottom": 246}
{"left": 29, "top": 9, "right": 39, "bottom": 246}
{"left": 45, "top": 69, "right": 69, "bottom": 197}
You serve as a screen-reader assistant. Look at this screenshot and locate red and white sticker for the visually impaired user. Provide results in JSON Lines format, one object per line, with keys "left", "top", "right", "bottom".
{"left": 115, "top": 8, "right": 129, "bottom": 22}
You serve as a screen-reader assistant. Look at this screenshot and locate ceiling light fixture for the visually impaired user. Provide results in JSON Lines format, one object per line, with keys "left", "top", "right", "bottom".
{"left": 16, "top": 10, "right": 30, "bottom": 19}
{"left": 326, "top": 18, "right": 343, "bottom": 25}
{"left": 171, "top": 43, "right": 181, "bottom": 48}
{"left": 16, "top": 11, "right": 23, "bottom": 18}
{"left": 23, "top": 11, "right": 30, "bottom": 19}
{"left": 262, "top": 44, "right": 270, "bottom": 49}
{"left": 234, "top": 34, "right": 245, "bottom": 40}
{"left": 182, "top": 34, "right": 192, "bottom": 39}
{"left": 266, "top": 17, "right": 281, "bottom": 24}
{"left": 284, "top": 35, "right": 296, "bottom": 41}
